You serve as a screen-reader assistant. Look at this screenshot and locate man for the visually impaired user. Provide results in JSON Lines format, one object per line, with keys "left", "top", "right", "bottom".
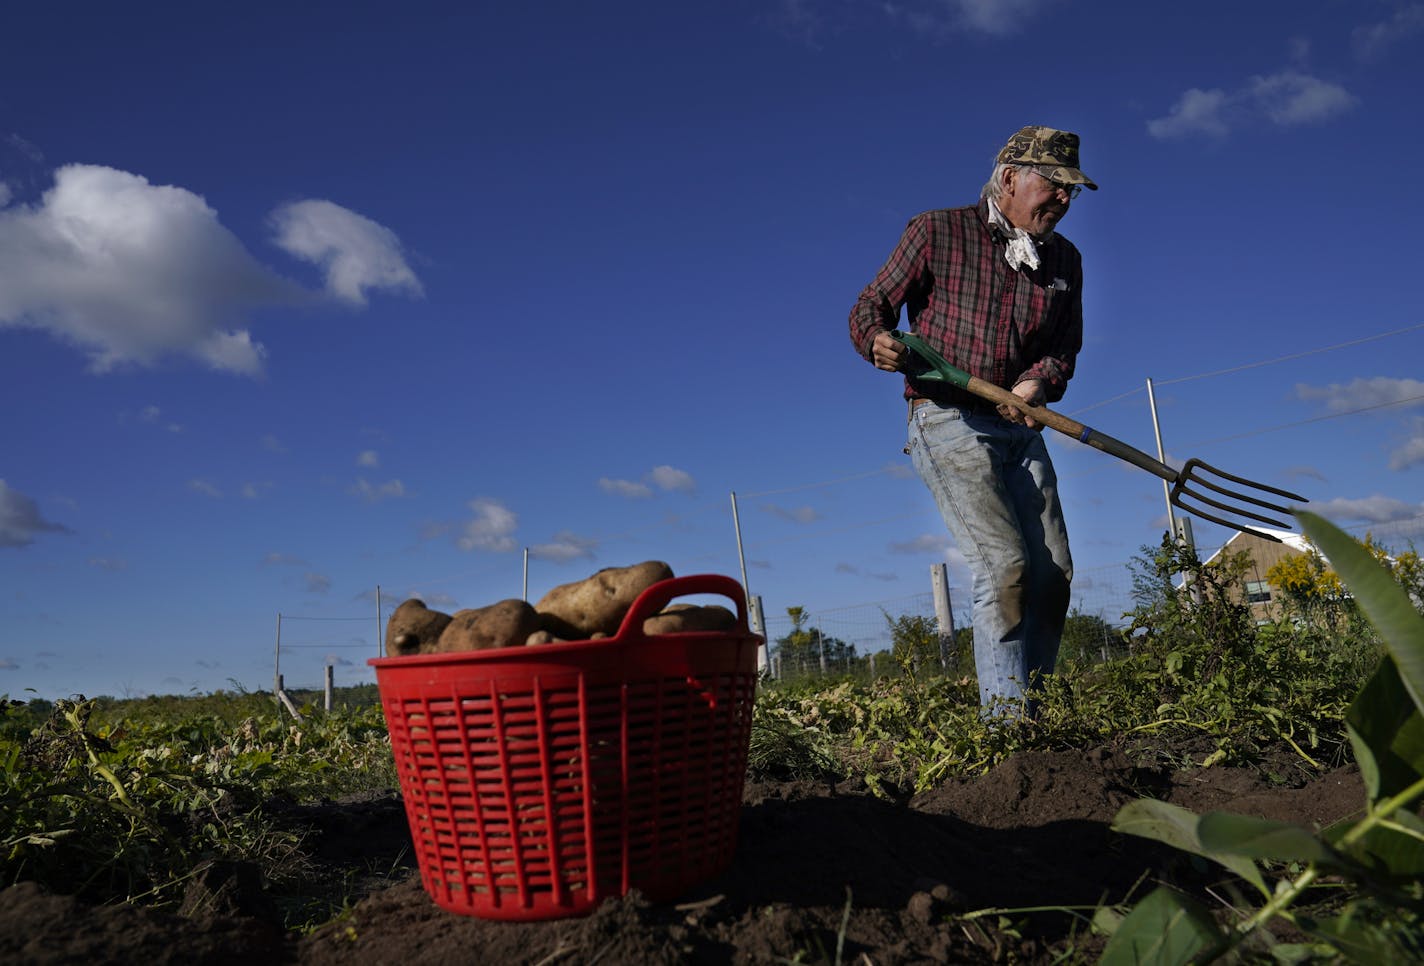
{"left": 848, "top": 125, "right": 1095, "bottom": 718}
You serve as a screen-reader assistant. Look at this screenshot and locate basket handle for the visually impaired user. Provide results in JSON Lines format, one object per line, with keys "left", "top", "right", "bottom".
{"left": 614, "top": 573, "right": 751, "bottom": 640}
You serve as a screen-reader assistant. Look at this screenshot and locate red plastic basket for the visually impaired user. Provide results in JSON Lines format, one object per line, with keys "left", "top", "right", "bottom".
{"left": 369, "top": 574, "right": 761, "bottom": 921}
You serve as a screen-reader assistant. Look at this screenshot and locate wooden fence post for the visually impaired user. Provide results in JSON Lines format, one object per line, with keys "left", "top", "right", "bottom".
{"left": 931, "top": 563, "right": 956, "bottom": 672}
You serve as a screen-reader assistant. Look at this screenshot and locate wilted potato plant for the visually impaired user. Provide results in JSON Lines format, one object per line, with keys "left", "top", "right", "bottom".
{"left": 1, "top": 691, "right": 395, "bottom": 922}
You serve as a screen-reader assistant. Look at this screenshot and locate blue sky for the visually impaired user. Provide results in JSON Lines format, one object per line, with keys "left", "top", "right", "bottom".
{"left": 4, "top": 1, "right": 1423, "bottom": 700}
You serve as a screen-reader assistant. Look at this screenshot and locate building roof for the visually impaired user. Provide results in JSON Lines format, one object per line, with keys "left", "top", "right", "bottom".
{"left": 1198, "top": 527, "right": 1314, "bottom": 568}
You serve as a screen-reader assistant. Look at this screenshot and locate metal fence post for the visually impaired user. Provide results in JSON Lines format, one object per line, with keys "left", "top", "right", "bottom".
{"left": 931, "top": 563, "right": 955, "bottom": 671}
{"left": 749, "top": 594, "right": 768, "bottom": 675}
{"left": 273, "top": 613, "right": 282, "bottom": 698}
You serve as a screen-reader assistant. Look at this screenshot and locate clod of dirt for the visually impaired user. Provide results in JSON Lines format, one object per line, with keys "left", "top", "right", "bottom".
{"left": 179, "top": 860, "right": 279, "bottom": 922}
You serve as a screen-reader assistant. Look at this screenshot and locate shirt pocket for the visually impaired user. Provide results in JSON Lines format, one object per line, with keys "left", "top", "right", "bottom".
{"left": 1014, "top": 272, "right": 1065, "bottom": 346}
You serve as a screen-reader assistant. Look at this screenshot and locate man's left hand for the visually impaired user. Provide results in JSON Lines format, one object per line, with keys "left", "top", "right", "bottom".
{"left": 998, "top": 379, "right": 1046, "bottom": 428}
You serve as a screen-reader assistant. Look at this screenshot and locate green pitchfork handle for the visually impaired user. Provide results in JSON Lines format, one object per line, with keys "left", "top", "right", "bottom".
{"left": 891, "top": 330, "right": 1179, "bottom": 484}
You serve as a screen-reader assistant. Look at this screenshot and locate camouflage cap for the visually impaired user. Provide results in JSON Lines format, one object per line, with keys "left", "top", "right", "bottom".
{"left": 997, "top": 126, "right": 1098, "bottom": 190}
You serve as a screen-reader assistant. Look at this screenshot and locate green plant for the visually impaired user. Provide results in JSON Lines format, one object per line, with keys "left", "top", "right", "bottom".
{"left": 1, "top": 689, "right": 397, "bottom": 919}
{"left": 1103, "top": 511, "right": 1424, "bottom": 964}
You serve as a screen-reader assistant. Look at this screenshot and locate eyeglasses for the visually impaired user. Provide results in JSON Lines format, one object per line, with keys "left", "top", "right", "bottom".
{"left": 1030, "top": 169, "right": 1083, "bottom": 201}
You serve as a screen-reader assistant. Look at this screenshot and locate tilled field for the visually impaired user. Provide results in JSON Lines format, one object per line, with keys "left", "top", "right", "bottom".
{"left": 0, "top": 743, "right": 1362, "bottom": 964}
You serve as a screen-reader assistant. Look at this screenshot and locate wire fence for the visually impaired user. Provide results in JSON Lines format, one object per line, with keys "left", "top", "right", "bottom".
{"left": 269, "top": 511, "right": 1424, "bottom": 693}
{"left": 754, "top": 513, "right": 1424, "bottom": 681}
{"left": 273, "top": 614, "right": 381, "bottom": 693}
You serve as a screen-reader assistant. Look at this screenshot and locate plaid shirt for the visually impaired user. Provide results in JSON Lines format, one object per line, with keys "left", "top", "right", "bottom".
{"left": 849, "top": 200, "right": 1083, "bottom": 406}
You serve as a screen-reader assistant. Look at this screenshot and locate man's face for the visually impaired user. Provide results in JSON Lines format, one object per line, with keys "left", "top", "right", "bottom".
{"left": 999, "top": 167, "right": 1070, "bottom": 239}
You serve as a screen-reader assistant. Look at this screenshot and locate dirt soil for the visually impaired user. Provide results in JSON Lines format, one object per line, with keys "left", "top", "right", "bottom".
{"left": 0, "top": 742, "right": 1363, "bottom": 965}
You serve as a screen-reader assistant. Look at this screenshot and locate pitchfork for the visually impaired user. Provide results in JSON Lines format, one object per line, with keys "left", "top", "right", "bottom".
{"left": 891, "top": 331, "right": 1308, "bottom": 542}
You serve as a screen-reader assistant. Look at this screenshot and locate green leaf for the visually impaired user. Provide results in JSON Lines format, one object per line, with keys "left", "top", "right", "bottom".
{"left": 1098, "top": 886, "right": 1226, "bottom": 966}
{"left": 1196, "top": 811, "right": 1334, "bottom": 864}
{"left": 1112, "top": 799, "right": 1268, "bottom": 897}
{"left": 1327, "top": 807, "right": 1424, "bottom": 878}
{"left": 1092, "top": 905, "right": 1125, "bottom": 936}
{"left": 1301, "top": 905, "right": 1415, "bottom": 965}
{"left": 1298, "top": 511, "right": 1424, "bottom": 713}
{"left": 1345, "top": 658, "right": 1424, "bottom": 802}
{"left": 1268, "top": 942, "right": 1336, "bottom": 965}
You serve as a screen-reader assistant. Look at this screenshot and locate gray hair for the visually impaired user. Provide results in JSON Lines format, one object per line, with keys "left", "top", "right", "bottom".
{"left": 982, "top": 162, "right": 1033, "bottom": 202}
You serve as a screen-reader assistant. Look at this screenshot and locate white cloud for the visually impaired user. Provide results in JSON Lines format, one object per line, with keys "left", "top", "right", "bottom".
{"left": 1313, "top": 495, "right": 1423, "bottom": 524}
{"left": 260, "top": 434, "right": 287, "bottom": 453}
{"left": 881, "top": 0, "right": 1048, "bottom": 37}
{"left": 889, "top": 533, "right": 953, "bottom": 554}
{"left": 1148, "top": 71, "right": 1354, "bottom": 140}
{"left": 188, "top": 479, "right": 222, "bottom": 498}
{"left": 270, "top": 199, "right": 423, "bottom": 306}
{"left": 304, "top": 572, "right": 332, "bottom": 594}
{"left": 528, "top": 530, "right": 599, "bottom": 562}
{"left": 1147, "top": 88, "right": 1232, "bottom": 139}
{"left": 762, "top": 503, "right": 820, "bottom": 523}
{"left": 1247, "top": 70, "right": 1357, "bottom": 126}
{"left": 949, "top": 0, "right": 1046, "bottom": 35}
{"left": 1390, "top": 438, "right": 1424, "bottom": 471}
{"left": 764, "top": 0, "right": 823, "bottom": 46}
{"left": 0, "top": 181, "right": 11, "bottom": 207}
{"left": 357, "top": 450, "right": 380, "bottom": 468}
{"left": 136, "top": 405, "right": 180, "bottom": 431}
{"left": 132, "top": 404, "right": 182, "bottom": 433}
{"left": 0, "top": 480, "right": 71, "bottom": 548}
{"left": 1390, "top": 421, "right": 1424, "bottom": 470}
{"left": 458, "top": 497, "right": 518, "bottom": 552}
{"left": 837, "top": 562, "right": 899, "bottom": 582}
{"left": 599, "top": 477, "right": 654, "bottom": 499}
{"left": 6, "top": 134, "right": 43, "bottom": 163}
{"left": 262, "top": 552, "right": 306, "bottom": 567}
{"left": 1353, "top": 3, "right": 1424, "bottom": 62}
{"left": 0, "top": 164, "right": 424, "bottom": 375}
{"left": 1295, "top": 376, "right": 1424, "bottom": 413}
{"left": 88, "top": 557, "right": 127, "bottom": 571}
{"left": 349, "top": 478, "right": 406, "bottom": 502}
{"left": 649, "top": 465, "right": 696, "bottom": 493}
{"left": 0, "top": 164, "right": 292, "bottom": 374}
{"left": 600, "top": 464, "right": 696, "bottom": 498}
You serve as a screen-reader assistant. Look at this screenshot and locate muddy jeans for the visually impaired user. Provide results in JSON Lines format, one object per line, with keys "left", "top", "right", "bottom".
{"left": 907, "top": 402, "right": 1072, "bottom": 718}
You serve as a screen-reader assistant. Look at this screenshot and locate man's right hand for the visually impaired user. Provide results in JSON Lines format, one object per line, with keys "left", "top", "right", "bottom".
{"left": 871, "top": 330, "right": 911, "bottom": 372}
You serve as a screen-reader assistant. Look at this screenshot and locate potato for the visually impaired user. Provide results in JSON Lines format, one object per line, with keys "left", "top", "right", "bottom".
{"left": 385, "top": 599, "right": 454, "bottom": 656}
{"left": 434, "top": 599, "right": 541, "bottom": 653}
{"left": 642, "top": 603, "right": 737, "bottom": 636}
{"left": 535, "top": 560, "right": 673, "bottom": 640}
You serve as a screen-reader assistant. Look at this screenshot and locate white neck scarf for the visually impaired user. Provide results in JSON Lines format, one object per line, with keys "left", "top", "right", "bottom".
{"left": 987, "top": 198, "right": 1040, "bottom": 272}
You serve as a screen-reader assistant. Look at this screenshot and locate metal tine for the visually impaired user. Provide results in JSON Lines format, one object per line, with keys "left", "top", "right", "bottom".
{"left": 1173, "top": 486, "right": 1294, "bottom": 530}
{"left": 1177, "top": 473, "right": 1296, "bottom": 519}
{"left": 1170, "top": 498, "right": 1287, "bottom": 543}
{"left": 1183, "top": 458, "right": 1309, "bottom": 504}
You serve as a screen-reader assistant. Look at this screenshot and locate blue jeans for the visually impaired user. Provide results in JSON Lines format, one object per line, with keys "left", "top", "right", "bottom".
{"left": 908, "top": 402, "right": 1072, "bottom": 718}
